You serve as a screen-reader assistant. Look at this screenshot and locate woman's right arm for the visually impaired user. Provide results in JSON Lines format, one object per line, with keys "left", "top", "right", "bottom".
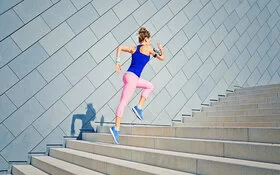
{"left": 115, "top": 45, "right": 135, "bottom": 73}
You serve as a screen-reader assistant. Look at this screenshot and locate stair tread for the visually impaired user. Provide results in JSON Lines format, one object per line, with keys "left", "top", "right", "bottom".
{"left": 64, "top": 140, "right": 280, "bottom": 171}
{"left": 12, "top": 165, "right": 49, "bottom": 175}
{"left": 51, "top": 148, "right": 193, "bottom": 175}
{"left": 32, "top": 156, "right": 104, "bottom": 175}
{"left": 86, "top": 133, "right": 280, "bottom": 147}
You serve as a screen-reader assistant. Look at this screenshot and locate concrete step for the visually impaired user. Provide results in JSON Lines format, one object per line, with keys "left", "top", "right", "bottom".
{"left": 50, "top": 148, "right": 192, "bottom": 175}
{"left": 70, "top": 135, "right": 280, "bottom": 164}
{"left": 192, "top": 109, "right": 280, "bottom": 117}
{"left": 211, "top": 96, "right": 280, "bottom": 107}
{"left": 227, "top": 88, "right": 280, "bottom": 97}
{"left": 68, "top": 139, "right": 280, "bottom": 175}
{"left": 183, "top": 115, "right": 280, "bottom": 123}
{"left": 234, "top": 84, "right": 280, "bottom": 93}
{"left": 93, "top": 126, "right": 280, "bottom": 144}
{"left": 12, "top": 165, "right": 48, "bottom": 175}
{"left": 174, "top": 121, "right": 280, "bottom": 127}
{"left": 202, "top": 103, "right": 280, "bottom": 112}
{"left": 221, "top": 92, "right": 279, "bottom": 102}
{"left": 31, "top": 156, "right": 104, "bottom": 175}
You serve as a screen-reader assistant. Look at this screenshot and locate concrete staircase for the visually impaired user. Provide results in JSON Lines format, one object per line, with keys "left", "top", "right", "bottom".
{"left": 11, "top": 84, "right": 280, "bottom": 174}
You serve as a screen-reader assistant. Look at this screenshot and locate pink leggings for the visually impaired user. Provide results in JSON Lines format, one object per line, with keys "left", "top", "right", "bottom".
{"left": 116, "top": 72, "right": 154, "bottom": 117}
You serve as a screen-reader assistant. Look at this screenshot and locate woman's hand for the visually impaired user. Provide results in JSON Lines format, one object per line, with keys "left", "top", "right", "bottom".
{"left": 157, "top": 43, "right": 163, "bottom": 50}
{"left": 116, "top": 63, "right": 122, "bottom": 73}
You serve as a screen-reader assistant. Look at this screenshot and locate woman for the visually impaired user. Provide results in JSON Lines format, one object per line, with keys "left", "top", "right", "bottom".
{"left": 110, "top": 27, "right": 165, "bottom": 144}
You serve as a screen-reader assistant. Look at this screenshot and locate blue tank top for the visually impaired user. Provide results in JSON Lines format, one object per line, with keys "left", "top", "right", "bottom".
{"left": 127, "top": 45, "right": 150, "bottom": 77}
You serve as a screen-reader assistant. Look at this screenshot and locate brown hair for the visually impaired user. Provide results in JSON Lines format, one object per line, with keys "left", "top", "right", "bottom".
{"left": 138, "top": 27, "right": 151, "bottom": 43}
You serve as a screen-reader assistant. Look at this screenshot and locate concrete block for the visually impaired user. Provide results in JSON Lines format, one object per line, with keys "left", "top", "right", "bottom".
{"left": 42, "top": 0, "right": 76, "bottom": 29}
{"left": 267, "top": 0, "right": 280, "bottom": 14}
{"left": 113, "top": 0, "right": 139, "bottom": 21}
{"left": 12, "top": 165, "right": 49, "bottom": 175}
{"left": 90, "top": 10, "right": 120, "bottom": 39}
{"left": 9, "top": 43, "right": 48, "bottom": 79}
{"left": 64, "top": 52, "right": 96, "bottom": 85}
{"left": 257, "top": 23, "right": 270, "bottom": 43}
{"left": 236, "top": 16, "right": 250, "bottom": 35}
{"left": 183, "top": 16, "right": 203, "bottom": 39}
{"left": 168, "top": 0, "right": 191, "bottom": 14}
{"left": 151, "top": 67, "right": 172, "bottom": 94}
{"left": 236, "top": 0, "right": 250, "bottom": 18}
{"left": 4, "top": 97, "right": 44, "bottom": 137}
{"left": 166, "top": 70, "right": 188, "bottom": 98}
{"left": 150, "top": 5, "right": 173, "bottom": 30}
{"left": 211, "top": 25, "right": 228, "bottom": 47}
{"left": 224, "top": 28, "right": 239, "bottom": 50}
{"left": 0, "top": 124, "right": 14, "bottom": 151}
{"left": 151, "top": 0, "right": 169, "bottom": 10}
{"left": 0, "top": 0, "right": 21, "bottom": 14}
{"left": 235, "top": 31, "right": 250, "bottom": 53}
{"left": 89, "top": 32, "right": 118, "bottom": 64}
{"left": 198, "top": 38, "right": 216, "bottom": 62}
{"left": 223, "top": 63, "right": 240, "bottom": 85}
{"left": 38, "top": 48, "right": 73, "bottom": 82}
{"left": 223, "top": 11, "right": 239, "bottom": 32}
{"left": 6, "top": 70, "right": 46, "bottom": 107}
{"left": 224, "top": 46, "right": 240, "bottom": 67}
{"left": 198, "top": 20, "right": 216, "bottom": 43}
{"left": 12, "top": 16, "right": 50, "bottom": 51}
{"left": 0, "top": 125, "right": 42, "bottom": 162}
{"left": 167, "top": 11, "right": 188, "bottom": 35}
{"left": 211, "top": 60, "right": 228, "bottom": 83}
{"left": 71, "top": 0, "right": 91, "bottom": 10}
{"left": 224, "top": 0, "right": 239, "bottom": 14}
{"left": 166, "top": 50, "right": 187, "bottom": 76}
{"left": 182, "top": 34, "right": 202, "bottom": 59}
{"left": 166, "top": 30, "right": 188, "bottom": 56}
{"left": 197, "top": 57, "right": 216, "bottom": 81}
{"left": 257, "top": 0, "right": 270, "bottom": 10}
{"left": 183, "top": 0, "right": 203, "bottom": 20}
{"left": 247, "top": 19, "right": 261, "bottom": 39}
{"left": 67, "top": 3, "right": 99, "bottom": 34}
{"left": 267, "top": 26, "right": 279, "bottom": 45}
{"left": 268, "top": 57, "right": 280, "bottom": 76}
{"left": 87, "top": 56, "right": 114, "bottom": 88}
{"left": 148, "top": 89, "right": 171, "bottom": 117}
{"left": 0, "top": 9, "right": 23, "bottom": 41}
{"left": 257, "top": 39, "right": 270, "bottom": 58}
{"left": 62, "top": 77, "right": 95, "bottom": 111}
{"left": 182, "top": 54, "right": 203, "bottom": 79}
{"left": 268, "top": 11, "right": 279, "bottom": 29}
{"left": 247, "top": 35, "right": 261, "bottom": 56}
{"left": 85, "top": 80, "right": 117, "bottom": 111}
{"left": 269, "top": 73, "right": 280, "bottom": 84}
{"left": 133, "top": 0, "right": 157, "bottom": 26}
{"left": 236, "top": 49, "right": 251, "bottom": 70}
{"left": 197, "top": 76, "right": 216, "bottom": 101}
{"left": 0, "top": 94, "right": 16, "bottom": 123}
{"left": 267, "top": 41, "right": 280, "bottom": 59}
{"left": 152, "top": 26, "right": 173, "bottom": 46}
{"left": 211, "top": 7, "right": 228, "bottom": 28}
{"left": 65, "top": 28, "right": 97, "bottom": 60}
{"left": 257, "top": 7, "right": 270, "bottom": 26}
{"left": 0, "top": 37, "right": 21, "bottom": 67}
{"left": 35, "top": 74, "right": 72, "bottom": 109}
{"left": 0, "top": 66, "right": 19, "bottom": 95}
{"left": 247, "top": 3, "right": 261, "bottom": 22}
{"left": 211, "top": 42, "right": 228, "bottom": 65}
{"left": 257, "top": 70, "right": 270, "bottom": 85}
{"left": 33, "top": 100, "right": 70, "bottom": 137}
{"left": 39, "top": 22, "right": 75, "bottom": 55}
{"left": 247, "top": 68, "right": 262, "bottom": 86}
{"left": 13, "top": 0, "right": 52, "bottom": 23}
{"left": 236, "top": 66, "right": 251, "bottom": 86}
{"left": 247, "top": 52, "right": 262, "bottom": 73}
{"left": 182, "top": 73, "right": 202, "bottom": 99}
{"left": 198, "top": 1, "right": 216, "bottom": 24}
{"left": 258, "top": 55, "right": 273, "bottom": 75}
{"left": 91, "top": 0, "right": 120, "bottom": 16}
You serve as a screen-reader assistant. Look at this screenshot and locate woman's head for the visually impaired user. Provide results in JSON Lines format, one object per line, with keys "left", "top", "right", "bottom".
{"left": 138, "top": 27, "right": 151, "bottom": 44}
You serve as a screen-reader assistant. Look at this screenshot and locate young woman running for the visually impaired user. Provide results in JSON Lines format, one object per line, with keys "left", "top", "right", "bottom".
{"left": 110, "top": 27, "right": 165, "bottom": 144}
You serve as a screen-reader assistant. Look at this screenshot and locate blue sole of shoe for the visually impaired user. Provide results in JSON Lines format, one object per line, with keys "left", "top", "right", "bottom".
{"left": 132, "top": 107, "right": 143, "bottom": 120}
{"left": 109, "top": 128, "right": 119, "bottom": 144}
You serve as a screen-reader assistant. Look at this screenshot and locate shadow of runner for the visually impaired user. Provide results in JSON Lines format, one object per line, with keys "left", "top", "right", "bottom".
{"left": 71, "top": 103, "right": 96, "bottom": 140}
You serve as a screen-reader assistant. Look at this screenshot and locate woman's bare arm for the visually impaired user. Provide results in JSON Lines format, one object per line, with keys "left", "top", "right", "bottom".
{"left": 116, "top": 45, "right": 135, "bottom": 58}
